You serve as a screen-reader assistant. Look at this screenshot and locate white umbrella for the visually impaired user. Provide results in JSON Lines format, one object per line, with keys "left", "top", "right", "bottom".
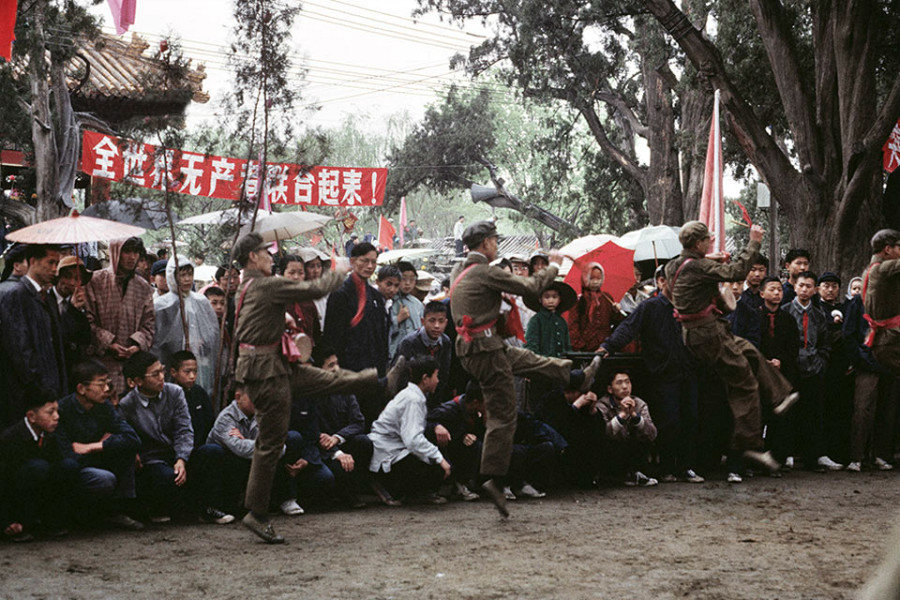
{"left": 192, "top": 264, "right": 219, "bottom": 283}
{"left": 178, "top": 208, "right": 332, "bottom": 243}
{"left": 618, "top": 225, "right": 682, "bottom": 262}
{"left": 241, "top": 211, "right": 332, "bottom": 243}
{"left": 377, "top": 247, "right": 438, "bottom": 264}
{"left": 558, "top": 233, "right": 621, "bottom": 277}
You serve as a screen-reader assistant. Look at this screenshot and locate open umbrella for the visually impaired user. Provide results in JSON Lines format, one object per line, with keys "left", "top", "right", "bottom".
{"left": 562, "top": 240, "right": 636, "bottom": 303}
{"left": 376, "top": 247, "right": 438, "bottom": 265}
{"left": 618, "top": 225, "right": 682, "bottom": 262}
{"left": 178, "top": 208, "right": 332, "bottom": 243}
{"left": 82, "top": 198, "right": 177, "bottom": 230}
{"left": 5, "top": 211, "right": 146, "bottom": 244}
{"left": 558, "top": 233, "right": 620, "bottom": 277}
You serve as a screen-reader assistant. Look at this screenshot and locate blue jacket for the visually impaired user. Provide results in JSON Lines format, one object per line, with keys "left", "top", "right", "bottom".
{"left": 57, "top": 393, "right": 141, "bottom": 464}
{"left": 728, "top": 288, "right": 764, "bottom": 347}
{"left": 601, "top": 293, "right": 696, "bottom": 377}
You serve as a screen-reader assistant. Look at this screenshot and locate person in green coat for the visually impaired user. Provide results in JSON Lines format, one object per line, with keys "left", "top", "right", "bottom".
{"left": 524, "top": 281, "right": 577, "bottom": 358}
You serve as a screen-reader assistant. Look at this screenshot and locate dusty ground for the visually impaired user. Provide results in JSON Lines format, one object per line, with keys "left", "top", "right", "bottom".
{"left": 1, "top": 469, "right": 897, "bottom": 600}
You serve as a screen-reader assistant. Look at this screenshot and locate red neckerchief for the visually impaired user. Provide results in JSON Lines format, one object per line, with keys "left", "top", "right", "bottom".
{"left": 350, "top": 272, "right": 367, "bottom": 328}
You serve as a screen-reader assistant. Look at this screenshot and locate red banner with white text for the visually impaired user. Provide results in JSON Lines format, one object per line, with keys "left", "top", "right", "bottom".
{"left": 81, "top": 130, "right": 387, "bottom": 206}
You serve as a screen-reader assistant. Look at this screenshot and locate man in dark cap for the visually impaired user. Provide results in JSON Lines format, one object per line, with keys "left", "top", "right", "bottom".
{"left": 862, "top": 229, "right": 900, "bottom": 375}
{"left": 231, "top": 232, "right": 384, "bottom": 543}
{"left": 665, "top": 221, "right": 797, "bottom": 474}
{"left": 150, "top": 260, "right": 169, "bottom": 298}
{"left": 450, "top": 220, "right": 601, "bottom": 516}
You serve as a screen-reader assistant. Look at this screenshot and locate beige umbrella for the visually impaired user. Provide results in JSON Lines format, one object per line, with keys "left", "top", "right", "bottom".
{"left": 6, "top": 210, "right": 146, "bottom": 244}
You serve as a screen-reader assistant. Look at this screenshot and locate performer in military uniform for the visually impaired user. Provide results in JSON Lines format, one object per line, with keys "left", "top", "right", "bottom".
{"left": 451, "top": 221, "right": 600, "bottom": 516}
{"left": 232, "top": 233, "right": 386, "bottom": 543}
{"left": 862, "top": 229, "right": 900, "bottom": 375}
{"left": 665, "top": 221, "right": 797, "bottom": 473}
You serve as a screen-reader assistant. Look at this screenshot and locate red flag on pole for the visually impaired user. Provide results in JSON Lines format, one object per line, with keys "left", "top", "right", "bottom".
{"left": 1, "top": 0, "right": 19, "bottom": 61}
{"left": 399, "top": 196, "right": 408, "bottom": 246}
{"left": 378, "top": 215, "right": 395, "bottom": 250}
{"left": 699, "top": 89, "right": 726, "bottom": 253}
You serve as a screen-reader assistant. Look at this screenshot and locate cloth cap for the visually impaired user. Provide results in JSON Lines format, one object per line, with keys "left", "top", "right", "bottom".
{"left": 817, "top": 271, "right": 841, "bottom": 285}
{"left": 56, "top": 255, "right": 92, "bottom": 284}
{"left": 297, "top": 247, "right": 330, "bottom": 264}
{"left": 232, "top": 232, "right": 268, "bottom": 267}
{"left": 507, "top": 253, "right": 529, "bottom": 265}
{"left": 679, "top": 221, "right": 710, "bottom": 248}
{"left": 151, "top": 259, "right": 168, "bottom": 276}
{"left": 462, "top": 220, "right": 498, "bottom": 249}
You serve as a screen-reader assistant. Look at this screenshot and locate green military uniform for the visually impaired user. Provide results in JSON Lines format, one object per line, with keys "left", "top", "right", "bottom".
{"left": 236, "top": 266, "right": 378, "bottom": 516}
{"left": 665, "top": 226, "right": 792, "bottom": 451}
{"left": 862, "top": 254, "right": 900, "bottom": 375}
{"left": 452, "top": 251, "right": 573, "bottom": 477}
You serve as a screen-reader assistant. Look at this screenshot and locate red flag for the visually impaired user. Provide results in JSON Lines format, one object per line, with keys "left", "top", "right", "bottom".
{"left": 884, "top": 119, "right": 900, "bottom": 173}
{"left": 378, "top": 215, "right": 395, "bottom": 250}
{"left": 699, "top": 89, "right": 726, "bottom": 253}
{"left": 1, "top": 0, "right": 18, "bottom": 61}
{"left": 733, "top": 198, "right": 753, "bottom": 227}
{"left": 399, "top": 196, "right": 407, "bottom": 246}
{"left": 107, "top": 0, "right": 137, "bottom": 35}
{"left": 330, "top": 243, "right": 337, "bottom": 270}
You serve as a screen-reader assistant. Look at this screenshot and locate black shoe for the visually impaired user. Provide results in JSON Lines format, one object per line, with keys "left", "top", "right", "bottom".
{"left": 242, "top": 512, "right": 285, "bottom": 544}
{"left": 370, "top": 480, "right": 402, "bottom": 506}
{"left": 200, "top": 506, "right": 235, "bottom": 525}
{"left": 480, "top": 479, "right": 510, "bottom": 518}
{"left": 9, "top": 531, "right": 34, "bottom": 543}
{"left": 105, "top": 513, "right": 145, "bottom": 531}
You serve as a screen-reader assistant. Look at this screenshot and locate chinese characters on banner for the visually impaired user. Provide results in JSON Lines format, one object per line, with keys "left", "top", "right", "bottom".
{"left": 884, "top": 119, "right": 900, "bottom": 174}
{"left": 81, "top": 130, "right": 388, "bottom": 206}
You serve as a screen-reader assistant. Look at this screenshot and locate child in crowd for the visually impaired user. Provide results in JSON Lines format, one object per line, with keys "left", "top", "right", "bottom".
{"left": 389, "top": 261, "right": 425, "bottom": 359}
{"left": 395, "top": 301, "right": 453, "bottom": 409}
{"left": 369, "top": 356, "right": 451, "bottom": 504}
{"left": 781, "top": 271, "right": 843, "bottom": 472}
{"left": 596, "top": 370, "right": 658, "bottom": 487}
{"left": 525, "top": 281, "right": 576, "bottom": 358}
{"left": 1, "top": 387, "right": 79, "bottom": 542}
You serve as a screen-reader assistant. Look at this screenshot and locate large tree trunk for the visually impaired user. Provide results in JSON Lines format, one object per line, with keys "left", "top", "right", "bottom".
{"left": 644, "top": 0, "right": 899, "bottom": 284}
{"left": 28, "top": 0, "right": 64, "bottom": 223}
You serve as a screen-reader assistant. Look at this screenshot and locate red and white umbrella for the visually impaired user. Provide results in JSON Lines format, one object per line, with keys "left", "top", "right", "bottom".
{"left": 5, "top": 210, "right": 146, "bottom": 244}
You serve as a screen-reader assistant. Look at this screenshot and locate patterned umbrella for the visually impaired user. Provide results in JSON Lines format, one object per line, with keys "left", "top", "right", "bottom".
{"left": 5, "top": 210, "right": 146, "bottom": 244}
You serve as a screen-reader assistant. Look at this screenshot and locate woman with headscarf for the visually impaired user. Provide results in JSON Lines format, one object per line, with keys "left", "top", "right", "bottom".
{"left": 566, "top": 262, "right": 624, "bottom": 352}
{"left": 152, "top": 255, "right": 221, "bottom": 394}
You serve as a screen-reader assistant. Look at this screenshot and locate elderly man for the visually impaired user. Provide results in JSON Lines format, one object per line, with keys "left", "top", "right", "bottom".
{"left": 665, "top": 221, "right": 797, "bottom": 473}
{"left": 450, "top": 221, "right": 600, "bottom": 516}
{"left": 231, "top": 233, "right": 383, "bottom": 543}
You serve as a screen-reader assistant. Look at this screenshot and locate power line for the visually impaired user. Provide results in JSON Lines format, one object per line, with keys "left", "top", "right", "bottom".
{"left": 316, "top": 0, "right": 486, "bottom": 40}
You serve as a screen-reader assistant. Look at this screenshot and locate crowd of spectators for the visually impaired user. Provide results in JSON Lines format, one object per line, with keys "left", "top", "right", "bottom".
{"left": 0, "top": 233, "right": 897, "bottom": 543}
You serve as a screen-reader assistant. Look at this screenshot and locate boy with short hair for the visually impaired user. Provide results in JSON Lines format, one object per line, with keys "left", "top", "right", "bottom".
{"left": 524, "top": 281, "right": 576, "bottom": 358}
{"left": 369, "top": 356, "right": 451, "bottom": 503}
{"left": 389, "top": 261, "right": 425, "bottom": 359}
{"left": 395, "top": 301, "right": 453, "bottom": 409}
{"left": 1, "top": 387, "right": 79, "bottom": 541}
{"left": 119, "top": 351, "right": 234, "bottom": 524}
{"left": 780, "top": 271, "right": 842, "bottom": 471}
{"left": 596, "top": 370, "right": 658, "bottom": 487}
{"left": 781, "top": 249, "right": 811, "bottom": 305}
{"left": 57, "top": 360, "right": 143, "bottom": 530}
{"left": 203, "top": 286, "right": 228, "bottom": 322}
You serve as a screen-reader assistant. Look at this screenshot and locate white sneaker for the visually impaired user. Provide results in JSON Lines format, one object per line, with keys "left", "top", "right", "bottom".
{"left": 502, "top": 486, "right": 517, "bottom": 501}
{"left": 784, "top": 456, "right": 794, "bottom": 471}
{"left": 680, "top": 469, "right": 705, "bottom": 483}
{"left": 727, "top": 472, "right": 743, "bottom": 483}
{"left": 516, "top": 483, "right": 547, "bottom": 498}
{"left": 817, "top": 456, "right": 844, "bottom": 471}
{"left": 454, "top": 482, "right": 480, "bottom": 501}
{"left": 279, "top": 499, "right": 305, "bottom": 516}
{"left": 874, "top": 457, "right": 894, "bottom": 471}
{"left": 626, "top": 471, "right": 658, "bottom": 487}
{"left": 846, "top": 461, "right": 861, "bottom": 472}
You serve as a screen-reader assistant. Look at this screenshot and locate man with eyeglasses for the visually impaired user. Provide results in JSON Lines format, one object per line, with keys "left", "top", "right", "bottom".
{"left": 57, "top": 359, "right": 144, "bottom": 531}
{"left": 863, "top": 229, "right": 900, "bottom": 376}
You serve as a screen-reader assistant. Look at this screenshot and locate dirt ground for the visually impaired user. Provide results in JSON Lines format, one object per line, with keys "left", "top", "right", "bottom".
{"left": 1, "top": 469, "right": 897, "bottom": 600}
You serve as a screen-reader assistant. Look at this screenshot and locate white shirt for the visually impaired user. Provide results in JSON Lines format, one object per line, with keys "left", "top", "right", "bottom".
{"left": 369, "top": 382, "right": 443, "bottom": 473}
{"left": 453, "top": 221, "right": 465, "bottom": 241}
